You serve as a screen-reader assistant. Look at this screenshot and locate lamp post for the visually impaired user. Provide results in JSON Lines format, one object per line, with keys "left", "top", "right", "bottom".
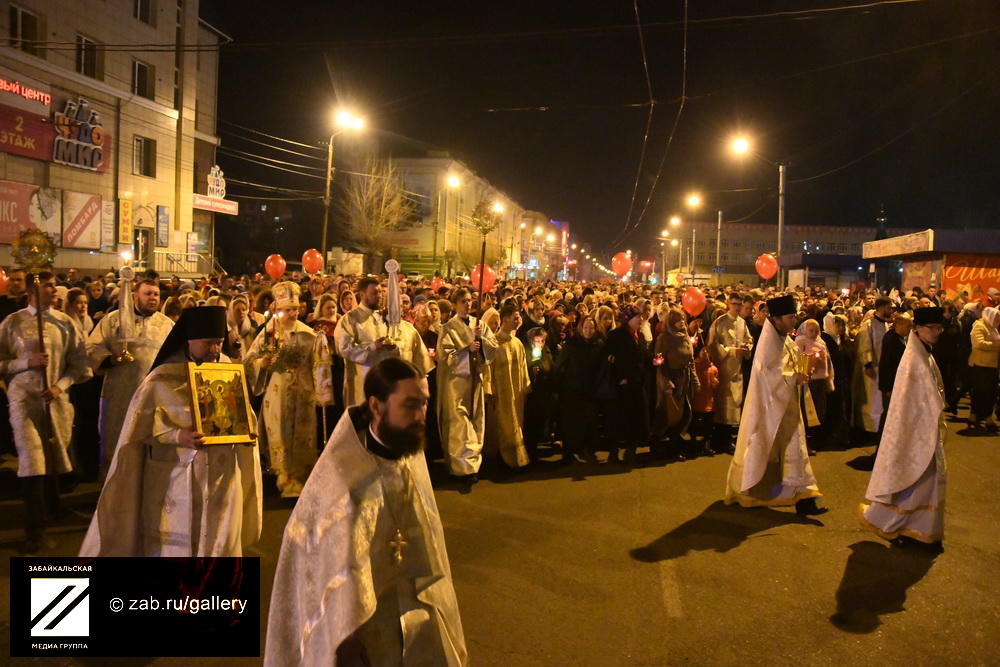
{"left": 729, "top": 134, "right": 787, "bottom": 288}
{"left": 321, "top": 110, "right": 365, "bottom": 272}
{"left": 671, "top": 239, "right": 682, "bottom": 276}
{"left": 435, "top": 174, "right": 461, "bottom": 272}
{"left": 686, "top": 191, "right": 724, "bottom": 285}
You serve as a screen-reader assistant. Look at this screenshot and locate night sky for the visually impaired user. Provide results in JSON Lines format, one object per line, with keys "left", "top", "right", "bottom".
{"left": 204, "top": 0, "right": 1000, "bottom": 262}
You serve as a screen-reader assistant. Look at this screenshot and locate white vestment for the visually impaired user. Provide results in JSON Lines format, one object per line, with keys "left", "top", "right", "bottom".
{"left": 725, "top": 319, "right": 821, "bottom": 507}
{"left": 852, "top": 316, "right": 888, "bottom": 432}
{"left": 245, "top": 319, "right": 333, "bottom": 497}
{"left": 334, "top": 304, "right": 395, "bottom": 408}
{"left": 708, "top": 312, "right": 751, "bottom": 426}
{"left": 264, "top": 409, "right": 467, "bottom": 666}
{"left": 80, "top": 355, "right": 262, "bottom": 556}
{"left": 862, "top": 331, "right": 947, "bottom": 543}
{"left": 86, "top": 309, "right": 174, "bottom": 472}
{"left": 436, "top": 315, "right": 498, "bottom": 476}
{"left": 0, "top": 307, "right": 92, "bottom": 477}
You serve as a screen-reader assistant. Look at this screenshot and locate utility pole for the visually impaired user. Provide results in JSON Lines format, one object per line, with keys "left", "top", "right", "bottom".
{"left": 715, "top": 209, "right": 722, "bottom": 286}
{"left": 777, "top": 162, "right": 786, "bottom": 289}
{"left": 320, "top": 135, "right": 334, "bottom": 272}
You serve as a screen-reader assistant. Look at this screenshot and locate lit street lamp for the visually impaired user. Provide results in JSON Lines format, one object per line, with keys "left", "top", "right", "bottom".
{"left": 321, "top": 109, "right": 365, "bottom": 272}
{"left": 728, "top": 134, "right": 787, "bottom": 288}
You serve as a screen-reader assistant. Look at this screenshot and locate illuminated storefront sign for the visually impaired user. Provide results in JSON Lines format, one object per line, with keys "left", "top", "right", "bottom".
{"left": 52, "top": 98, "right": 108, "bottom": 172}
{"left": 193, "top": 166, "right": 239, "bottom": 215}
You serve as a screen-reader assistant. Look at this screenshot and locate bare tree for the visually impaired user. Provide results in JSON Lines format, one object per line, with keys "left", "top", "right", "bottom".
{"left": 339, "top": 156, "right": 417, "bottom": 273}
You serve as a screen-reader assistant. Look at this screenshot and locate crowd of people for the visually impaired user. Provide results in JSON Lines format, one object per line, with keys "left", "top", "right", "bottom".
{"left": 0, "top": 262, "right": 996, "bottom": 663}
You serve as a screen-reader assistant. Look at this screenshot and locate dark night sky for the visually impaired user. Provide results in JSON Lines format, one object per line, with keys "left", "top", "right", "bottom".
{"left": 204, "top": 0, "right": 1000, "bottom": 261}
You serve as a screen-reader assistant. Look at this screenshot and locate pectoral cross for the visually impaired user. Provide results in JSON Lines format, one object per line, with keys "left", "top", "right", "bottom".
{"left": 389, "top": 528, "right": 408, "bottom": 566}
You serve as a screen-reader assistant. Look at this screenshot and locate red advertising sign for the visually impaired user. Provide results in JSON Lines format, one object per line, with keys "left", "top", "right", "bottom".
{"left": 943, "top": 253, "right": 1000, "bottom": 305}
{"left": 0, "top": 179, "right": 62, "bottom": 244}
{"left": 62, "top": 191, "right": 102, "bottom": 249}
{"left": 0, "top": 102, "right": 52, "bottom": 162}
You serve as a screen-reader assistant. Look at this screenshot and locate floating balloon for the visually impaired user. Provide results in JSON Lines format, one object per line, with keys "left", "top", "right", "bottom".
{"left": 0, "top": 268, "right": 7, "bottom": 295}
{"left": 301, "top": 248, "right": 324, "bottom": 274}
{"left": 264, "top": 254, "right": 286, "bottom": 281}
{"left": 755, "top": 253, "right": 778, "bottom": 280}
{"left": 470, "top": 264, "right": 497, "bottom": 295}
{"left": 429, "top": 277, "right": 444, "bottom": 292}
{"left": 611, "top": 252, "right": 633, "bottom": 278}
{"left": 681, "top": 286, "right": 707, "bottom": 317}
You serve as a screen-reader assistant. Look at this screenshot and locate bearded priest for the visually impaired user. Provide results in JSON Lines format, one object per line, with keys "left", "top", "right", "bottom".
{"left": 265, "top": 357, "right": 467, "bottom": 666}
{"left": 861, "top": 306, "right": 947, "bottom": 550}
{"left": 724, "top": 294, "right": 827, "bottom": 516}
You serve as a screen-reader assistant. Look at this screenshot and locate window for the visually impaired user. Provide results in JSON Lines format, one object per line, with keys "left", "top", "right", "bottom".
{"left": 133, "top": 136, "right": 156, "bottom": 177}
{"left": 132, "top": 59, "right": 154, "bottom": 100}
{"left": 721, "top": 239, "right": 729, "bottom": 247}
{"left": 732, "top": 240, "right": 741, "bottom": 248}
{"left": 134, "top": 0, "right": 153, "bottom": 24}
{"left": 9, "top": 5, "right": 41, "bottom": 56}
{"left": 75, "top": 35, "right": 101, "bottom": 79}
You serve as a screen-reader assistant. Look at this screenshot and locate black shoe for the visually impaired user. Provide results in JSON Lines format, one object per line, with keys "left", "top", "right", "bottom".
{"left": 795, "top": 498, "right": 828, "bottom": 516}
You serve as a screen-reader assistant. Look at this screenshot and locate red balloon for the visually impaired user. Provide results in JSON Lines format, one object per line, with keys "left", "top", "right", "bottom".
{"left": 429, "top": 277, "right": 444, "bottom": 292}
{"left": 301, "top": 248, "right": 324, "bottom": 274}
{"left": 0, "top": 269, "right": 7, "bottom": 295}
{"left": 755, "top": 253, "right": 778, "bottom": 280}
{"left": 470, "top": 264, "right": 497, "bottom": 294}
{"left": 611, "top": 252, "right": 633, "bottom": 278}
{"left": 264, "top": 254, "right": 286, "bottom": 281}
{"left": 681, "top": 286, "right": 706, "bottom": 317}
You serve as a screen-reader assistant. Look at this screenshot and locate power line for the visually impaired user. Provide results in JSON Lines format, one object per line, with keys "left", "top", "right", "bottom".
{"left": 7, "top": 0, "right": 932, "bottom": 54}
{"left": 220, "top": 121, "right": 326, "bottom": 152}
{"left": 622, "top": 0, "right": 658, "bottom": 236}
{"left": 219, "top": 128, "right": 327, "bottom": 162}
{"left": 224, "top": 177, "right": 322, "bottom": 194}
{"left": 218, "top": 149, "right": 328, "bottom": 180}
{"left": 218, "top": 145, "right": 326, "bottom": 172}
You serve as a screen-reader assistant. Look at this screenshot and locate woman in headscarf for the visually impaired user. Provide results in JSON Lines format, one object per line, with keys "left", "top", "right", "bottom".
{"left": 651, "top": 307, "right": 699, "bottom": 460}
{"left": 594, "top": 305, "right": 615, "bottom": 342}
{"left": 554, "top": 315, "right": 602, "bottom": 463}
{"left": 227, "top": 294, "right": 264, "bottom": 360}
{"left": 63, "top": 287, "right": 100, "bottom": 481}
{"left": 968, "top": 306, "right": 1000, "bottom": 431}
{"left": 309, "top": 293, "right": 342, "bottom": 444}
{"left": 601, "top": 303, "right": 652, "bottom": 466}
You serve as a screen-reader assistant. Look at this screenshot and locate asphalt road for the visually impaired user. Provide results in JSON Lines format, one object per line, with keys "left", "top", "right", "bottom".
{"left": 3, "top": 402, "right": 999, "bottom": 666}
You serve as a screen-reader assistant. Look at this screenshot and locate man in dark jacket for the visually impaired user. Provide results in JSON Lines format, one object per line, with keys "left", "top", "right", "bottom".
{"left": 877, "top": 312, "right": 912, "bottom": 436}
{"left": 934, "top": 301, "right": 964, "bottom": 413}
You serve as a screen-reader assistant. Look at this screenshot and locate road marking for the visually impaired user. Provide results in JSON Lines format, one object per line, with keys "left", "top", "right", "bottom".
{"left": 657, "top": 559, "right": 684, "bottom": 618}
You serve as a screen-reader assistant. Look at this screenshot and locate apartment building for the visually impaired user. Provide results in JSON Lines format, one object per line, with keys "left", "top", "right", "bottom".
{"left": 0, "top": 0, "right": 234, "bottom": 275}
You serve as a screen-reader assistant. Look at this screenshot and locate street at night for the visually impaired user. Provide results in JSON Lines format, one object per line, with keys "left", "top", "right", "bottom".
{"left": 3, "top": 403, "right": 998, "bottom": 665}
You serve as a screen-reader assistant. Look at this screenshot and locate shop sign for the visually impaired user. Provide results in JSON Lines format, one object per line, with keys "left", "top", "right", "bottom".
{"left": 0, "top": 69, "right": 51, "bottom": 114}
{"left": 155, "top": 205, "right": 169, "bottom": 247}
{"left": 118, "top": 199, "right": 133, "bottom": 245}
{"left": 52, "top": 98, "right": 109, "bottom": 172}
{"left": 62, "top": 191, "right": 102, "bottom": 249}
{"left": 0, "top": 179, "right": 62, "bottom": 244}
{"left": 943, "top": 253, "right": 1000, "bottom": 304}
{"left": 192, "top": 165, "right": 238, "bottom": 215}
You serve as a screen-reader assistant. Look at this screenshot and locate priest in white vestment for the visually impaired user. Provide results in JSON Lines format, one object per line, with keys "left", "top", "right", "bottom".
{"left": 334, "top": 276, "right": 399, "bottom": 407}
{"left": 87, "top": 277, "right": 173, "bottom": 476}
{"left": 485, "top": 303, "right": 530, "bottom": 468}
{"left": 851, "top": 297, "right": 894, "bottom": 436}
{"left": 861, "top": 307, "right": 947, "bottom": 548}
{"left": 0, "top": 272, "right": 92, "bottom": 551}
{"left": 244, "top": 281, "right": 333, "bottom": 498}
{"left": 80, "top": 306, "right": 262, "bottom": 557}
{"left": 265, "top": 357, "right": 467, "bottom": 666}
{"left": 708, "top": 293, "right": 752, "bottom": 451}
{"left": 725, "top": 294, "right": 827, "bottom": 515}
{"left": 436, "top": 288, "right": 498, "bottom": 481}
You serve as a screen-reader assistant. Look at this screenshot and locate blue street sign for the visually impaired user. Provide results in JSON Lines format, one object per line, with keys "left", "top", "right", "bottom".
{"left": 712, "top": 265, "right": 725, "bottom": 273}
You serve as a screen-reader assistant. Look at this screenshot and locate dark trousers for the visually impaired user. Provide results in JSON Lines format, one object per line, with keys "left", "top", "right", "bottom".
{"left": 878, "top": 391, "right": 892, "bottom": 436}
{"left": 969, "top": 365, "right": 999, "bottom": 422}
{"left": 21, "top": 475, "right": 59, "bottom": 541}
{"left": 938, "top": 361, "right": 960, "bottom": 411}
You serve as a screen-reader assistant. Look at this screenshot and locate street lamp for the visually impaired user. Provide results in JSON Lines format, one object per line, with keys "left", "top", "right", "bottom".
{"left": 321, "top": 109, "right": 365, "bottom": 272}
{"left": 669, "top": 215, "right": 681, "bottom": 227}
{"left": 670, "top": 238, "right": 682, "bottom": 276}
{"left": 729, "top": 133, "right": 787, "bottom": 288}
{"left": 447, "top": 174, "right": 461, "bottom": 189}
{"left": 685, "top": 191, "right": 724, "bottom": 285}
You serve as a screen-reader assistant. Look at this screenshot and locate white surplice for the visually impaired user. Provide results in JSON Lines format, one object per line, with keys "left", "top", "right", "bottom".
{"left": 725, "top": 319, "right": 821, "bottom": 507}
{"left": 334, "top": 304, "right": 400, "bottom": 408}
{"left": 86, "top": 308, "right": 174, "bottom": 473}
{"left": 244, "top": 319, "right": 333, "bottom": 497}
{"left": 0, "top": 306, "right": 92, "bottom": 477}
{"left": 436, "top": 315, "right": 498, "bottom": 476}
{"left": 862, "top": 331, "right": 947, "bottom": 543}
{"left": 264, "top": 408, "right": 467, "bottom": 667}
{"left": 852, "top": 315, "right": 888, "bottom": 432}
{"left": 79, "top": 354, "right": 262, "bottom": 556}
{"left": 708, "top": 312, "right": 751, "bottom": 426}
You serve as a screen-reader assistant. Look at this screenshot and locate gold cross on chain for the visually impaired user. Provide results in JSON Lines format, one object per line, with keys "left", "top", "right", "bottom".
{"left": 389, "top": 529, "right": 408, "bottom": 566}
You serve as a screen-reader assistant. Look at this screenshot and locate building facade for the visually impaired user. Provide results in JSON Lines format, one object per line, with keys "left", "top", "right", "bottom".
{"left": 649, "top": 219, "right": 919, "bottom": 286}
{"left": 386, "top": 154, "right": 570, "bottom": 280}
{"left": 0, "top": 0, "right": 232, "bottom": 275}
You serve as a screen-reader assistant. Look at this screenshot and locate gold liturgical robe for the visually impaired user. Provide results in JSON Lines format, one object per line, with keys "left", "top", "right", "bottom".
{"left": 708, "top": 312, "right": 750, "bottom": 426}
{"left": 486, "top": 331, "right": 530, "bottom": 468}
{"left": 80, "top": 355, "right": 262, "bottom": 557}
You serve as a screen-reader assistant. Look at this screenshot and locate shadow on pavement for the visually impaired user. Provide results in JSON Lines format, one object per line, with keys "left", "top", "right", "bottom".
{"left": 829, "top": 540, "right": 937, "bottom": 633}
{"left": 629, "top": 500, "right": 823, "bottom": 563}
{"left": 845, "top": 454, "right": 876, "bottom": 471}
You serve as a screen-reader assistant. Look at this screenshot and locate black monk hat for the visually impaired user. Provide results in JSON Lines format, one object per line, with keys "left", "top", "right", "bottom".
{"left": 766, "top": 294, "right": 797, "bottom": 318}
{"left": 150, "top": 306, "right": 228, "bottom": 371}
{"left": 913, "top": 306, "right": 944, "bottom": 326}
